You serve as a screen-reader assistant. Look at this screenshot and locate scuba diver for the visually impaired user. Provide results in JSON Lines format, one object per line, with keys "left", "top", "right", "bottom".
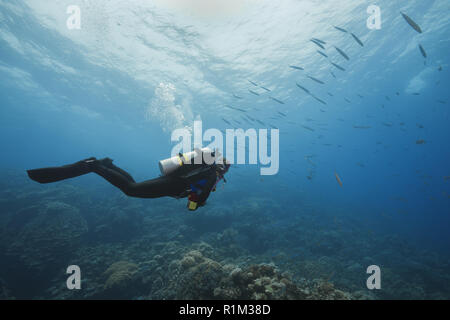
{"left": 27, "top": 149, "right": 230, "bottom": 211}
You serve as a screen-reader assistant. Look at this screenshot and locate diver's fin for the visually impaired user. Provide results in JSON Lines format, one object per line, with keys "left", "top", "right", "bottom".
{"left": 27, "top": 157, "right": 96, "bottom": 184}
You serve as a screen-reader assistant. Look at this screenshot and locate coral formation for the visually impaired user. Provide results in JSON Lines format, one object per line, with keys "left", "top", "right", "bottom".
{"left": 102, "top": 261, "right": 139, "bottom": 297}
{"left": 1, "top": 170, "right": 450, "bottom": 300}
{"left": 7, "top": 201, "right": 88, "bottom": 272}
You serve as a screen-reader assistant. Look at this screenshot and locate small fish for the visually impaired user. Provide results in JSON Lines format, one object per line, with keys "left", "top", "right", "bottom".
{"left": 307, "top": 75, "right": 325, "bottom": 84}
{"left": 334, "top": 26, "right": 348, "bottom": 33}
{"left": 382, "top": 122, "right": 393, "bottom": 127}
{"left": 412, "top": 92, "right": 420, "bottom": 96}
{"left": 233, "top": 94, "right": 243, "bottom": 99}
{"left": 357, "top": 94, "right": 364, "bottom": 98}
{"left": 246, "top": 115, "right": 256, "bottom": 122}
{"left": 438, "top": 66, "right": 442, "bottom": 71}
{"left": 248, "top": 80, "right": 258, "bottom": 86}
{"left": 310, "top": 39, "right": 325, "bottom": 50}
{"left": 312, "top": 95, "right": 327, "bottom": 105}
{"left": 278, "top": 111, "right": 287, "bottom": 117}
{"left": 260, "top": 86, "right": 271, "bottom": 92}
{"left": 249, "top": 89, "right": 260, "bottom": 96}
{"left": 314, "top": 51, "right": 328, "bottom": 59}
{"left": 401, "top": 12, "right": 422, "bottom": 34}
{"left": 353, "top": 125, "right": 372, "bottom": 129}
{"left": 290, "top": 65, "right": 304, "bottom": 71}
{"left": 269, "top": 96, "right": 285, "bottom": 104}
{"left": 334, "top": 172, "right": 343, "bottom": 187}
{"left": 385, "top": 96, "right": 390, "bottom": 101}
{"left": 311, "top": 38, "right": 326, "bottom": 45}
{"left": 331, "top": 62, "right": 345, "bottom": 71}
{"left": 256, "top": 119, "right": 266, "bottom": 126}
{"left": 351, "top": 33, "right": 364, "bottom": 47}
{"left": 301, "top": 125, "right": 315, "bottom": 132}
{"left": 233, "top": 119, "right": 242, "bottom": 125}
{"left": 416, "top": 140, "right": 426, "bottom": 145}
{"left": 437, "top": 100, "right": 446, "bottom": 104}
{"left": 221, "top": 118, "right": 231, "bottom": 125}
{"left": 225, "top": 105, "right": 247, "bottom": 113}
{"left": 334, "top": 46, "right": 350, "bottom": 60}
{"left": 330, "top": 71, "right": 336, "bottom": 79}
{"left": 241, "top": 116, "right": 251, "bottom": 124}
{"left": 320, "top": 109, "right": 326, "bottom": 113}
{"left": 419, "top": 44, "right": 427, "bottom": 58}
{"left": 327, "top": 92, "right": 334, "bottom": 97}
{"left": 344, "top": 98, "right": 351, "bottom": 103}
{"left": 396, "top": 92, "right": 400, "bottom": 96}
{"left": 296, "top": 83, "right": 310, "bottom": 94}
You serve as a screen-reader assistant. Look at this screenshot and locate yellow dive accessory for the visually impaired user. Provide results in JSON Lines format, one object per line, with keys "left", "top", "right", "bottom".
{"left": 188, "top": 200, "right": 198, "bottom": 211}
{"left": 178, "top": 153, "right": 187, "bottom": 166}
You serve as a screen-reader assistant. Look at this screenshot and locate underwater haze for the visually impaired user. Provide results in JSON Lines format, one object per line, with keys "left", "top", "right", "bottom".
{"left": 0, "top": 0, "right": 449, "bottom": 300}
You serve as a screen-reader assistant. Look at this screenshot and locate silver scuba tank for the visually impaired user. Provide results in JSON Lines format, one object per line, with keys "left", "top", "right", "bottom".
{"left": 158, "top": 147, "right": 214, "bottom": 176}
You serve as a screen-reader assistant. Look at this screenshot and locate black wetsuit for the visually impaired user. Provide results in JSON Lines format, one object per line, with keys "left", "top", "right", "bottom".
{"left": 27, "top": 158, "right": 223, "bottom": 206}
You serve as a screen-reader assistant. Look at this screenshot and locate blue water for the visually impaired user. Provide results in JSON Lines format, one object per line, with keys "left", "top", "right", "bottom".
{"left": 0, "top": 0, "right": 449, "bottom": 299}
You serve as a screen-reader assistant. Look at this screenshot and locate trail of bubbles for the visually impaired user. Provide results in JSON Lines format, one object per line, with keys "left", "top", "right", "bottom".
{"left": 146, "top": 82, "right": 194, "bottom": 133}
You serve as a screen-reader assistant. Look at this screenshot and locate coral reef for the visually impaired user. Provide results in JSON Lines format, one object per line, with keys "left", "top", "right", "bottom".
{"left": 7, "top": 201, "right": 88, "bottom": 272}
{"left": 102, "top": 261, "right": 139, "bottom": 297}
{"left": 1, "top": 170, "right": 450, "bottom": 300}
{"left": 0, "top": 278, "right": 14, "bottom": 300}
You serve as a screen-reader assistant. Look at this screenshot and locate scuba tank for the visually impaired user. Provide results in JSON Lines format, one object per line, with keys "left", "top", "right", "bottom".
{"left": 158, "top": 147, "right": 214, "bottom": 176}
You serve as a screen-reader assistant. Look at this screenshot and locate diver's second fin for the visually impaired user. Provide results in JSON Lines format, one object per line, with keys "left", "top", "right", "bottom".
{"left": 27, "top": 157, "right": 96, "bottom": 184}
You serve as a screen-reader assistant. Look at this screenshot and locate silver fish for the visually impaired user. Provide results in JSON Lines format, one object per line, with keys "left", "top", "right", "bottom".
{"left": 311, "top": 95, "right": 327, "bottom": 105}
{"left": 269, "top": 96, "right": 285, "bottom": 104}
{"left": 221, "top": 118, "right": 232, "bottom": 125}
{"left": 290, "top": 65, "right": 304, "bottom": 71}
{"left": 310, "top": 39, "right": 325, "bottom": 50}
{"left": 334, "top": 26, "right": 348, "bottom": 33}
{"left": 334, "top": 46, "right": 350, "bottom": 60}
{"left": 296, "top": 83, "right": 310, "bottom": 94}
{"left": 401, "top": 12, "right": 422, "bottom": 33}
{"left": 249, "top": 89, "right": 260, "bottom": 96}
{"left": 351, "top": 33, "right": 364, "bottom": 47}
{"left": 225, "top": 105, "right": 247, "bottom": 113}
{"left": 307, "top": 75, "right": 325, "bottom": 85}
{"left": 419, "top": 44, "right": 427, "bottom": 58}
{"left": 317, "top": 50, "right": 328, "bottom": 58}
{"left": 311, "top": 38, "right": 326, "bottom": 45}
{"left": 302, "top": 125, "right": 315, "bottom": 132}
{"left": 331, "top": 62, "right": 345, "bottom": 71}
